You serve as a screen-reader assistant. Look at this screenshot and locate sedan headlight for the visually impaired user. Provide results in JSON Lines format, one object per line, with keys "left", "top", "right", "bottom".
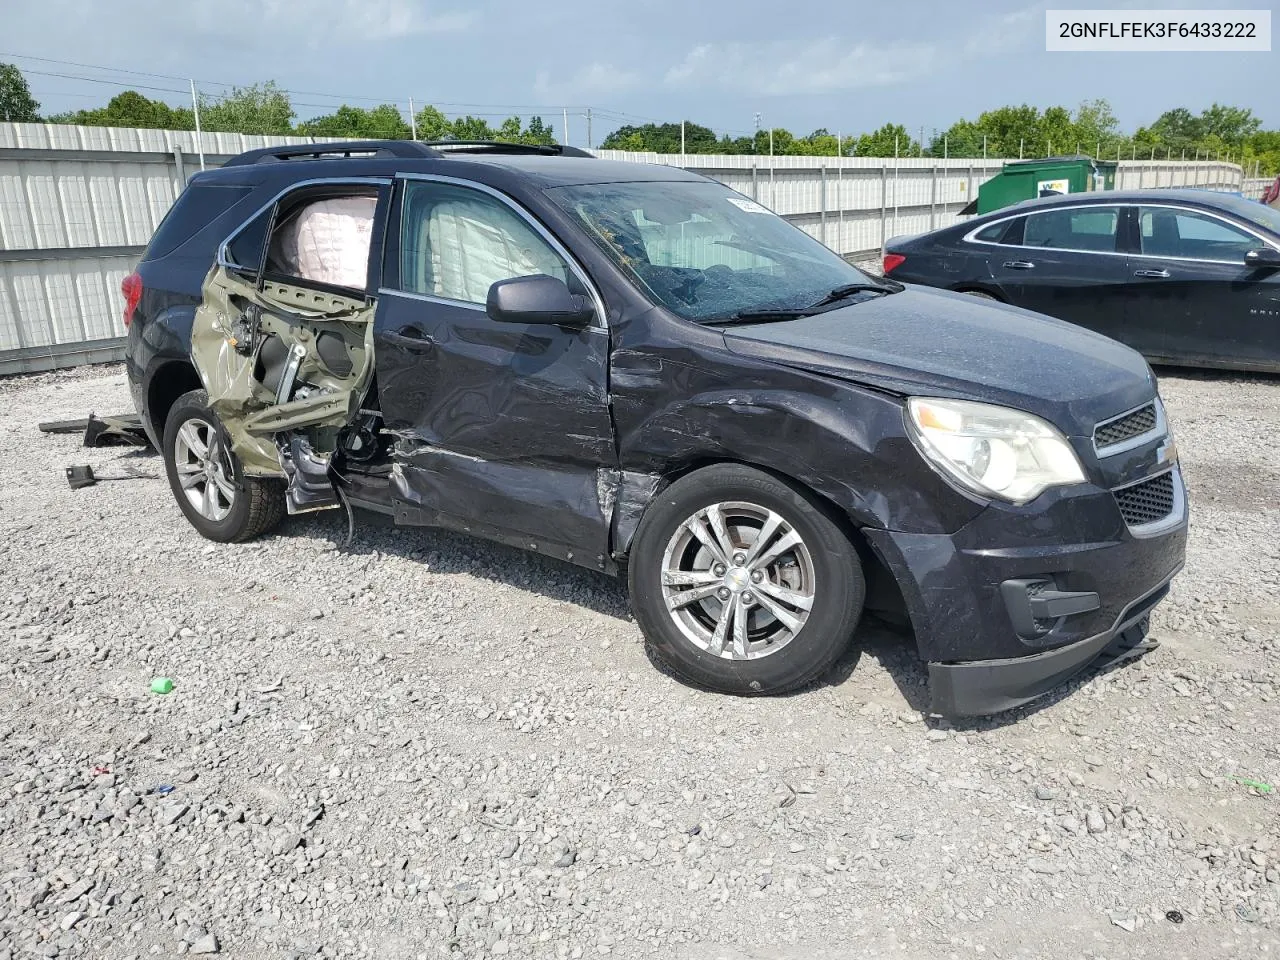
{"left": 906, "top": 398, "right": 1086, "bottom": 504}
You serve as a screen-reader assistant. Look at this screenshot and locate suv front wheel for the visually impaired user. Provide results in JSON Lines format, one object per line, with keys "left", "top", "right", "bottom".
{"left": 162, "top": 389, "right": 286, "bottom": 543}
{"left": 629, "top": 464, "right": 865, "bottom": 695}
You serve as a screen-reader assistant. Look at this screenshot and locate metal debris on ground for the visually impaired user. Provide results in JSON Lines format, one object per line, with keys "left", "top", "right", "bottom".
{"left": 39, "top": 411, "right": 151, "bottom": 448}
{"left": 64, "top": 463, "right": 158, "bottom": 489}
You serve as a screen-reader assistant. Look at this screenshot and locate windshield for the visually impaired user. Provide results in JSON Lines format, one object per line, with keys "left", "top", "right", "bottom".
{"left": 546, "top": 180, "right": 886, "bottom": 322}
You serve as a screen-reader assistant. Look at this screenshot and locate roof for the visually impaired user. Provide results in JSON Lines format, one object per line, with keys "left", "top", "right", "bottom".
{"left": 1001, "top": 188, "right": 1250, "bottom": 214}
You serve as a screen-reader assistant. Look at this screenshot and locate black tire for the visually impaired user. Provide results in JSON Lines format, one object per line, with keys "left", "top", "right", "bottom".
{"left": 959, "top": 289, "right": 999, "bottom": 301}
{"left": 628, "top": 464, "right": 865, "bottom": 695}
{"left": 162, "top": 389, "right": 286, "bottom": 543}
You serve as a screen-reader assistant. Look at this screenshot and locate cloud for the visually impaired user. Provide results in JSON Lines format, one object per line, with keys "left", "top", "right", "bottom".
{"left": 664, "top": 38, "right": 939, "bottom": 95}
{"left": 533, "top": 62, "right": 642, "bottom": 102}
{"left": 664, "top": 5, "right": 1042, "bottom": 96}
{"left": 183, "top": 0, "right": 474, "bottom": 44}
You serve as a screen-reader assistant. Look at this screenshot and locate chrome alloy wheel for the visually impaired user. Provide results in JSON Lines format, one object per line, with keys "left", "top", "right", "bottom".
{"left": 173, "top": 417, "right": 236, "bottom": 522}
{"left": 659, "top": 501, "right": 816, "bottom": 660}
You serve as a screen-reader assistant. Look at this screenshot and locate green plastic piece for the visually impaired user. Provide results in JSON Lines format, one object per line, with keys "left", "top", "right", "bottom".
{"left": 1229, "top": 775, "right": 1275, "bottom": 794}
{"left": 150, "top": 677, "right": 174, "bottom": 695}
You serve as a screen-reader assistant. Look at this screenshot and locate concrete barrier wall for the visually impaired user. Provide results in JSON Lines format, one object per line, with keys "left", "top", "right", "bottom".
{"left": 0, "top": 123, "right": 1248, "bottom": 374}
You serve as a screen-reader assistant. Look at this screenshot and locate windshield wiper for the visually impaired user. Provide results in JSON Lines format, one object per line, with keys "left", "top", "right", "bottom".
{"left": 702, "top": 308, "right": 816, "bottom": 326}
{"left": 805, "top": 282, "right": 894, "bottom": 309}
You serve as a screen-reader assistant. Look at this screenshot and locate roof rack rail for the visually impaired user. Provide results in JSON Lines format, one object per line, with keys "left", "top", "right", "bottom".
{"left": 223, "top": 140, "right": 442, "bottom": 167}
{"left": 420, "top": 140, "right": 596, "bottom": 159}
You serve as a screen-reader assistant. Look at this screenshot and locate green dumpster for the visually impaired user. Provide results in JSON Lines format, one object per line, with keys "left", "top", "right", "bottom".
{"left": 975, "top": 156, "right": 1118, "bottom": 215}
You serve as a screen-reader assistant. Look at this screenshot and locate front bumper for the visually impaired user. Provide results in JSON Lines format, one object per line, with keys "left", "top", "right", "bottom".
{"left": 863, "top": 464, "right": 1188, "bottom": 717}
{"left": 928, "top": 573, "right": 1174, "bottom": 716}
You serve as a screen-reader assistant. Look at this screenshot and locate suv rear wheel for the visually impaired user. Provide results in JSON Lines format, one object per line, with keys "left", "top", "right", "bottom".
{"left": 162, "top": 389, "right": 285, "bottom": 542}
{"left": 629, "top": 464, "right": 865, "bottom": 695}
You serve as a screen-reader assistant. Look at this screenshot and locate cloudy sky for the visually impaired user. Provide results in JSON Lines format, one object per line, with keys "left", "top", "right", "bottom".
{"left": 4, "top": 0, "right": 1276, "bottom": 143}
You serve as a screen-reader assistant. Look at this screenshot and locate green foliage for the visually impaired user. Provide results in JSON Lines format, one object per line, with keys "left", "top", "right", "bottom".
{"left": 853, "top": 124, "right": 918, "bottom": 158}
{"left": 198, "top": 83, "right": 294, "bottom": 136}
{"left": 0, "top": 62, "right": 40, "bottom": 122}
{"left": 522, "top": 116, "right": 555, "bottom": 146}
{"left": 58, "top": 91, "right": 193, "bottom": 130}
{"left": 297, "top": 104, "right": 410, "bottom": 139}
{"left": 412, "top": 105, "right": 451, "bottom": 140}
{"left": 449, "top": 115, "right": 495, "bottom": 140}
{"left": 600, "top": 121, "right": 718, "bottom": 153}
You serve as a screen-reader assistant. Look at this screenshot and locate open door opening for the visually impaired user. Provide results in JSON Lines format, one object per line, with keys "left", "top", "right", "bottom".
{"left": 190, "top": 184, "right": 390, "bottom": 515}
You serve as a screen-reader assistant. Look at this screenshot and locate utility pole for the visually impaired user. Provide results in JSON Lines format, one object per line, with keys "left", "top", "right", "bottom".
{"left": 919, "top": 125, "right": 925, "bottom": 157}
{"left": 680, "top": 121, "right": 685, "bottom": 157}
{"left": 562, "top": 108, "right": 570, "bottom": 147}
{"left": 585, "top": 108, "right": 592, "bottom": 149}
{"left": 190, "top": 79, "right": 205, "bottom": 171}
{"left": 1019, "top": 137, "right": 1024, "bottom": 159}
{"left": 982, "top": 134, "right": 987, "bottom": 160}
{"left": 408, "top": 97, "right": 417, "bottom": 140}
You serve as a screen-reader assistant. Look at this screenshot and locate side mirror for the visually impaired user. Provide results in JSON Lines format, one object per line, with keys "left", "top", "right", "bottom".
{"left": 486, "top": 275, "right": 594, "bottom": 328}
{"left": 1244, "top": 247, "right": 1280, "bottom": 269}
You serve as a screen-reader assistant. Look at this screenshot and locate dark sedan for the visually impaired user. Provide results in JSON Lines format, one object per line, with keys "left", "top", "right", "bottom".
{"left": 884, "top": 189, "right": 1280, "bottom": 373}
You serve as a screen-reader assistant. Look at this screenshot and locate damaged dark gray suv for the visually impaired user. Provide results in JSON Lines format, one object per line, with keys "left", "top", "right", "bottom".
{"left": 125, "top": 139, "right": 1187, "bottom": 717}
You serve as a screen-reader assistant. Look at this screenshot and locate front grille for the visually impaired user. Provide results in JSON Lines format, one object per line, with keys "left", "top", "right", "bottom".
{"left": 1095, "top": 403, "right": 1157, "bottom": 450}
{"left": 1115, "top": 471, "right": 1176, "bottom": 527}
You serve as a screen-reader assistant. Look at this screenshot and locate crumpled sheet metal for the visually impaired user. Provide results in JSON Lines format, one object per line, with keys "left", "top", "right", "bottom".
{"left": 190, "top": 269, "right": 375, "bottom": 477}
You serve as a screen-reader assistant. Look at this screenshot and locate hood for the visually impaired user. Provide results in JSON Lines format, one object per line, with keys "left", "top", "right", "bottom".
{"left": 721, "top": 286, "right": 1157, "bottom": 435}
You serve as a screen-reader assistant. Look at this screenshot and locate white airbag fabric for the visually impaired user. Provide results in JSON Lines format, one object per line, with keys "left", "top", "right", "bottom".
{"left": 423, "top": 199, "right": 567, "bottom": 303}
{"left": 282, "top": 197, "right": 377, "bottom": 289}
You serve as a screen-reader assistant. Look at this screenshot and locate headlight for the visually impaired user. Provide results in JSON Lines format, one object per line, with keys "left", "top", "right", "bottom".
{"left": 906, "top": 398, "right": 1086, "bottom": 504}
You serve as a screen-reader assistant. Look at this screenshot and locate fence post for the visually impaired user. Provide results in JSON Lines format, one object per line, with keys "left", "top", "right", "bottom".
{"left": 880, "top": 164, "right": 888, "bottom": 256}
{"left": 837, "top": 161, "right": 844, "bottom": 256}
{"left": 820, "top": 165, "right": 828, "bottom": 248}
{"left": 172, "top": 146, "right": 186, "bottom": 186}
{"left": 929, "top": 166, "right": 937, "bottom": 230}
{"left": 751, "top": 164, "right": 758, "bottom": 201}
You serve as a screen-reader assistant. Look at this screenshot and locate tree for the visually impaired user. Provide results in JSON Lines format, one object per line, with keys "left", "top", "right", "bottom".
{"left": 413, "top": 105, "right": 451, "bottom": 141}
{"left": 199, "top": 82, "right": 294, "bottom": 136}
{"left": 56, "top": 90, "right": 193, "bottom": 130}
{"left": 853, "top": 124, "right": 917, "bottom": 158}
{"left": 1147, "top": 107, "right": 1206, "bottom": 152}
{"left": 449, "top": 115, "right": 494, "bottom": 140}
{"left": 0, "top": 63, "right": 40, "bottom": 122}
{"left": 600, "top": 121, "right": 717, "bottom": 154}
{"left": 495, "top": 116, "right": 523, "bottom": 143}
{"left": 1199, "top": 103, "right": 1261, "bottom": 146}
{"left": 297, "top": 104, "right": 409, "bottom": 139}
{"left": 522, "top": 115, "right": 555, "bottom": 146}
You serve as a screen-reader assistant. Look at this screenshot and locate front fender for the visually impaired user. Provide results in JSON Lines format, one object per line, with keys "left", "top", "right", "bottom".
{"left": 612, "top": 357, "right": 983, "bottom": 542}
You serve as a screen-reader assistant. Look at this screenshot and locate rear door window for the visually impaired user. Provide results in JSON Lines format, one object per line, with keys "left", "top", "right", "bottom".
{"left": 1138, "top": 207, "right": 1258, "bottom": 262}
{"left": 972, "top": 221, "right": 1011, "bottom": 243}
{"left": 1023, "top": 207, "right": 1120, "bottom": 252}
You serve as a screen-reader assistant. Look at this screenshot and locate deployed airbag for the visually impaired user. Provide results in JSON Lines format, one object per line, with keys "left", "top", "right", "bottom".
{"left": 280, "top": 197, "right": 377, "bottom": 289}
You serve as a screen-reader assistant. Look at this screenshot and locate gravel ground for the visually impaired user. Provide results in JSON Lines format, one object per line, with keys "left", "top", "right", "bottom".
{"left": 1, "top": 364, "right": 1278, "bottom": 960}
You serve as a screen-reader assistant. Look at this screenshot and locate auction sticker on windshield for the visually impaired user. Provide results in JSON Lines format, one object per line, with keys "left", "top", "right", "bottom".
{"left": 727, "top": 197, "right": 771, "bottom": 214}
